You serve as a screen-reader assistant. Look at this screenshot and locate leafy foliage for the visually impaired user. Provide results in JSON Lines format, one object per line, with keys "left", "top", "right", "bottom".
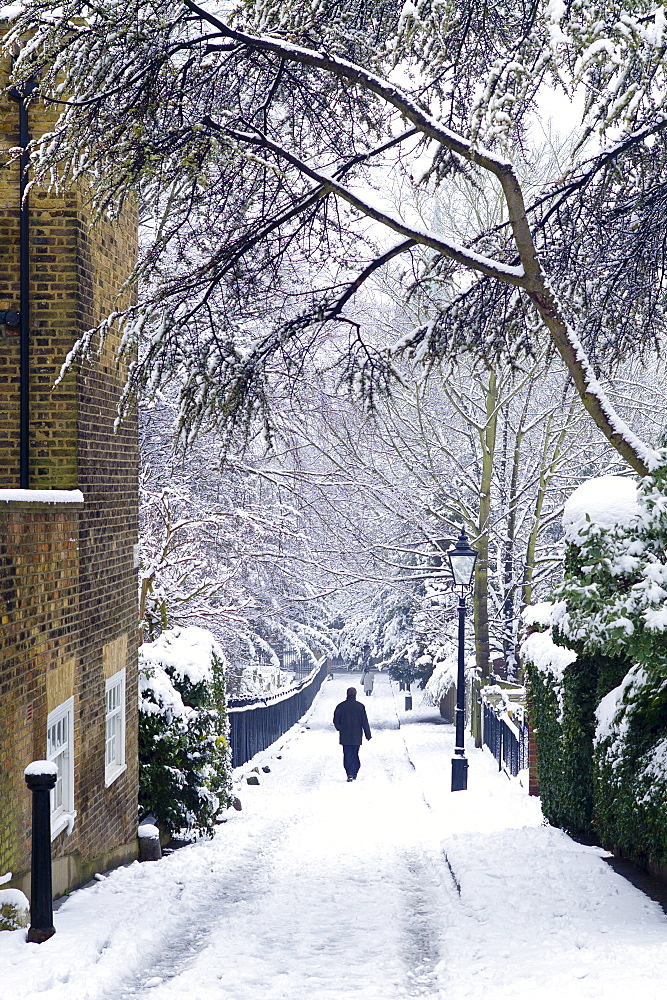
{"left": 594, "top": 666, "right": 667, "bottom": 865}
{"left": 525, "top": 465, "right": 667, "bottom": 861}
{"left": 526, "top": 634, "right": 631, "bottom": 837}
{"left": 556, "top": 463, "right": 667, "bottom": 672}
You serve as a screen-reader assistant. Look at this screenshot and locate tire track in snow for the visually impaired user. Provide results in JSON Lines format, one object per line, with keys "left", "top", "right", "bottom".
{"left": 373, "top": 683, "right": 457, "bottom": 999}
{"left": 110, "top": 745, "right": 326, "bottom": 1000}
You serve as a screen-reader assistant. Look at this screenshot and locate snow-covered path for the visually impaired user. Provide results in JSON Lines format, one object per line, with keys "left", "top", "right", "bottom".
{"left": 115, "top": 675, "right": 455, "bottom": 1000}
{"left": 2, "top": 674, "right": 667, "bottom": 1000}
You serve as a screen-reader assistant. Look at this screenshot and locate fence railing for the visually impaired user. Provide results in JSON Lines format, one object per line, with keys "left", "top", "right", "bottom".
{"left": 482, "top": 701, "right": 529, "bottom": 777}
{"left": 227, "top": 659, "right": 328, "bottom": 767}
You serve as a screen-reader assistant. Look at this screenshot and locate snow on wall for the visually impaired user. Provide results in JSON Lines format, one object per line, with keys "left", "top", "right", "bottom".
{"left": 0, "top": 489, "right": 84, "bottom": 503}
{"left": 562, "top": 475, "right": 639, "bottom": 545}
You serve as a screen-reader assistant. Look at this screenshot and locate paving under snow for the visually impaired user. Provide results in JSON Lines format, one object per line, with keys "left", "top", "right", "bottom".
{"left": 2, "top": 674, "right": 667, "bottom": 1000}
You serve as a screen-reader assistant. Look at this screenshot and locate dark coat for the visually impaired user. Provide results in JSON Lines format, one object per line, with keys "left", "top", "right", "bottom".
{"left": 333, "top": 697, "right": 371, "bottom": 746}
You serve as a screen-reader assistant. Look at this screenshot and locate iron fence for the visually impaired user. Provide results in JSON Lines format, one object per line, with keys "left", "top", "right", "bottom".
{"left": 482, "top": 702, "right": 529, "bottom": 777}
{"left": 280, "top": 647, "right": 314, "bottom": 679}
{"left": 227, "top": 660, "right": 328, "bottom": 767}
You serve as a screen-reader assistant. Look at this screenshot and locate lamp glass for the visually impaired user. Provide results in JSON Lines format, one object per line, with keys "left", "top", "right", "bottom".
{"left": 449, "top": 553, "right": 477, "bottom": 586}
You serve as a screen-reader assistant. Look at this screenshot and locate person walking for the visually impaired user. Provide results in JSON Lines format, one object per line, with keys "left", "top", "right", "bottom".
{"left": 361, "top": 669, "right": 374, "bottom": 697}
{"left": 333, "top": 687, "right": 372, "bottom": 781}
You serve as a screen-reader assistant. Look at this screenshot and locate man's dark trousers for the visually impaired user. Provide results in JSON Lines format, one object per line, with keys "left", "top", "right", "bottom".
{"left": 343, "top": 745, "right": 361, "bottom": 779}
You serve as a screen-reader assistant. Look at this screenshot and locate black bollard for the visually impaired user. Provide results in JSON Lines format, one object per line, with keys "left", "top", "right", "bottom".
{"left": 405, "top": 694, "right": 412, "bottom": 711}
{"left": 24, "top": 761, "right": 57, "bottom": 943}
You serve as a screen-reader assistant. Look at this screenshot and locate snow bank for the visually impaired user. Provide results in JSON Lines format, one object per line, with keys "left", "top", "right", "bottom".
{"left": 0, "top": 489, "right": 84, "bottom": 503}
{"left": 562, "top": 475, "right": 639, "bottom": 544}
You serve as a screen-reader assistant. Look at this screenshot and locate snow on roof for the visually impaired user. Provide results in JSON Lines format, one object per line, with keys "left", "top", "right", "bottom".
{"left": 562, "top": 475, "right": 639, "bottom": 544}
{"left": 0, "top": 489, "right": 84, "bottom": 503}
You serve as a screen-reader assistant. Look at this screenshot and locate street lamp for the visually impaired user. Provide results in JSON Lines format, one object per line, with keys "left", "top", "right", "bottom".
{"left": 447, "top": 528, "right": 478, "bottom": 792}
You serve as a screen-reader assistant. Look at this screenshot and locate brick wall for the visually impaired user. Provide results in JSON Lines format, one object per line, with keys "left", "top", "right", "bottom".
{"left": 0, "top": 502, "right": 81, "bottom": 878}
{"left": 0, "top": 63, "right": 140, "bottom": 895}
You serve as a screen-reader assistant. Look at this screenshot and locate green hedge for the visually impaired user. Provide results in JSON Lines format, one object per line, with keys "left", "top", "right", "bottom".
{"left": 594, "top": 667, "right": 667, "bottom": 865}
{"left": 526, "top": 647, "right": 630, "bottom": 838}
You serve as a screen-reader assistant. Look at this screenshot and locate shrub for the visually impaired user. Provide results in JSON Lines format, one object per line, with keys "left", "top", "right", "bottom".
{"left": 523, "top": 468, "right": 667, "bottom": 864}
{"left": 139, "top": 626, "right": 232, "bottom": 837}
{"left": 594, "top": 665, "right": 667, "bottom": 865}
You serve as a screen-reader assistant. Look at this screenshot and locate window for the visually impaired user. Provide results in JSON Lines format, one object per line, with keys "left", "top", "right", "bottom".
{"left": 47, "top": 697, "right": 75, "bottom": 840}
{"left": 105, "top": 668, "right": 126, "bottom": 786}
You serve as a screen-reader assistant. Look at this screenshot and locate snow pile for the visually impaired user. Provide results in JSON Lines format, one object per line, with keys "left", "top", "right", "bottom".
{"left": 0, "top": 889, "right": 28, "bottom": 931}
{"left": 137, "top": 824, "right": 160, "bottom": 841}
{"left": 562, "top": 475, "right": 638, "bottom": 544}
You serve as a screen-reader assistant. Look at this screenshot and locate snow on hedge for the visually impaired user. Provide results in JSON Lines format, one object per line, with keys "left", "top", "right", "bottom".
{"left": 520, "top": 629, "right": 577, "bottom": 682}
{"left": 139, "top": 626, "right": 229, "bottom": 720}
{"left": 141, "top": 626, "right": 228, "bottom": 686}
{"left": 595, "top": 664, "right": 648, "bottom": 745}
{"left": 562, "top": 475, "right": 639, "bottom": 545}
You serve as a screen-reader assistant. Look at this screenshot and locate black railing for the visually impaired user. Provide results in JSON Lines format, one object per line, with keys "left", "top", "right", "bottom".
{"left": 482, "top": 702, "right": 529, "bottom": 777}
{"left": 227, "top": 660, "right": 328, "bottom": 767}
{"left": 280, "top": 647, "right": 314, "bottom": 679}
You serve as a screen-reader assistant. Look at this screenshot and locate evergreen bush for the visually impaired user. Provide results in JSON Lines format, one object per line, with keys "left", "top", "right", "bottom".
{"left": 523, "top": 468, "right": 667, "bottom": 865}
{"left": 138, "top": 627, "right": 232, "bottom": 837}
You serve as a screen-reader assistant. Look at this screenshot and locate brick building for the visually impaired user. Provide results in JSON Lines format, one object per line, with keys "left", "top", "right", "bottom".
{"left": 0, "top": 66, "right": 140, "bottom": 897}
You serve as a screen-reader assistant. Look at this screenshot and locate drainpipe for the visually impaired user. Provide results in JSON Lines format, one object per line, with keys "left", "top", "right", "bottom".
{"left": 10, "top": 80, "right": 35, "bottom": 489}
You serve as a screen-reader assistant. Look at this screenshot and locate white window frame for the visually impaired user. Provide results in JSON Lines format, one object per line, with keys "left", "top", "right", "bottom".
{"left": 105, "top": 668, "right": 127, "bottom": 787}
{"left": 47, "top": 697, "right": 76, "bottom": 840}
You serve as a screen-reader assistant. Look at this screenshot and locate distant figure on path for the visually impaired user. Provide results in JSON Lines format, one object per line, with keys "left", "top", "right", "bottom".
{"left": 361, "top": 669, "right": 374, "bottom": 697}
{"left": 333, "top": 687, "right": 372, "bottom": 781}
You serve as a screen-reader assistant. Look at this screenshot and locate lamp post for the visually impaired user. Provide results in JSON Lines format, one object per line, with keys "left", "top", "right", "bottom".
{"left": 447, "top": 528, "right": 478, "bottom": 792}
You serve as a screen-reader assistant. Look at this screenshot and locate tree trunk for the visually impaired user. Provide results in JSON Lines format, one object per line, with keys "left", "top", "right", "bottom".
{"left": 473, "top": 369, "right": 498, "bottom": 681}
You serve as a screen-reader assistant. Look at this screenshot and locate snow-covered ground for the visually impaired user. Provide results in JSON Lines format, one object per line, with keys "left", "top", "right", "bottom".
{"left": 2, "top": 674, "right": 667, "bottom": 1000}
